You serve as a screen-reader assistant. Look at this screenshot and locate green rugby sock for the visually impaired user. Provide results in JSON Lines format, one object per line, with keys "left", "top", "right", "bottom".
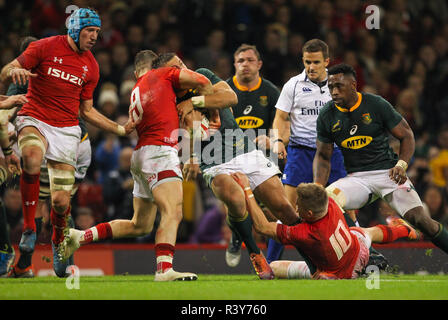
{"left": 227, "top": 213, "right": 260, "bottom": 255}
{"left": 432, "top": 223, "right": 448, "bottom": 254}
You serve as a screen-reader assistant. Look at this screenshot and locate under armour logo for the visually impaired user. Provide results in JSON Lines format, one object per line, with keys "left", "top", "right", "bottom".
{"left": 24, "top": 201, "right": 36, "bottom": 206}
{"left": 54, "top": 57, "right": 63, "bottom": 64}
{"left": 82, "top": 65, "right": 88, "bottom": 72}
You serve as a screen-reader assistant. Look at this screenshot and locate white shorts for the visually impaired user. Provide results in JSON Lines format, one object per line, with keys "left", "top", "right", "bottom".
{"left": 74, "top": 138, "right": 91, "bottom": 180}
{"left": 328, "top": 169, "right": 423, "bottom": 217}
{"left": 131, "top": 145, "right": 182, "bottom": 200}
{"left": 350, "top": 228, "right": 371, "bottom": 279}
{"left": 202, "top": 149, "right": 281, "bottom": 190}
{"left": 15, "top": 116, "right": 81, "bottom": 167}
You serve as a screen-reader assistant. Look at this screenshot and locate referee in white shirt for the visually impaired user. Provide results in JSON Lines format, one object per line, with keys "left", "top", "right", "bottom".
{"left": 268, "top": 39, "right": 387, "bottom": 270}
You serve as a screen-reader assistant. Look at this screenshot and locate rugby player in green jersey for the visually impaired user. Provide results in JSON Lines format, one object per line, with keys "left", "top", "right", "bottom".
{"left": 154, "top": 54, "right": 301, "bottom": 279}
{"left": 314, "top": 63, "right": 448, "bottom": 254}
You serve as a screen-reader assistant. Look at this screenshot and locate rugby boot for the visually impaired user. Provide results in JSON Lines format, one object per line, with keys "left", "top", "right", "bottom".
{"left": 0, "top": 249, "right": 15, "bottom": 277}
{"left": 250, "top": 251, "right": 274, "bottom": 280}
{"left": 387, "top": 217, "right": 423, "bottom": 240}
{"left": 7, "top": 264, "right": 34, "bottom": 278}
{"left": 154, "top": 268, "right": 198, "bottom": 281}
{"left": 19, "top": 229, "right": 36, "bottom": 254}
{"left": 225, "top": 233, "right": 242, "bottom": 267}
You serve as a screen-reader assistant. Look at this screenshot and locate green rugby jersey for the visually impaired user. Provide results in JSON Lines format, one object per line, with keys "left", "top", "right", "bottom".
{"left": 179, "top": 68, "right": 256, "bottom": 171}
{"left": 226, "top": 76, "right": 279, "bottom": 137}
{"left": 316, "top": 92, "right": 403, "bottom": 173}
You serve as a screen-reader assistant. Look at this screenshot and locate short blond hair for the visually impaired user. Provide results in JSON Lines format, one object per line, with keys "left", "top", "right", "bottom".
{"left": 296, "top": 183, "right": 328, "bottom": 214}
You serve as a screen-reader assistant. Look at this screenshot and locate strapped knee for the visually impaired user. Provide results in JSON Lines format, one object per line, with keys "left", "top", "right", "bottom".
{"left": 48, "top": 168, "right": 75, "bottom": 192}
{"left": 18, "top": 132, "right": 46, "bottom": 154}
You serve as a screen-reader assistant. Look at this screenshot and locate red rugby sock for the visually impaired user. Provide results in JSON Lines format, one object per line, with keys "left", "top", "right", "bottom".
{"left": 377, "top": 224, "right": 409, "bottom": 243}
{"left": 20, "top": 172, "right": 40, "bottom": 232}
{"left": 155, "top": 243, "right": 174, "bottom": 273}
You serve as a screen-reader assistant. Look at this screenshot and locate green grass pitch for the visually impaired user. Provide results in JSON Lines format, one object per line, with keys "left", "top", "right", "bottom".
{"left": 1, "top": 274, "right": 448, "bottom": 300}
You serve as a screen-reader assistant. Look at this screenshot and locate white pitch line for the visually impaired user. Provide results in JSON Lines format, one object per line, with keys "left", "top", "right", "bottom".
{"left": 376, "top": 279, "right": 448, "bottom": 282}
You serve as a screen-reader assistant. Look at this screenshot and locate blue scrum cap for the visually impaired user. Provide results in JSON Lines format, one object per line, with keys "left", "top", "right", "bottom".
{"left": 67, "top": 8, "right": 101, "bottom": 45}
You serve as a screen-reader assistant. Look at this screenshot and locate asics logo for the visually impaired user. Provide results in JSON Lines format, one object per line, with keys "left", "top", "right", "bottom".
{"left": 47, "top": 67, "right": 84, "bottom": 86}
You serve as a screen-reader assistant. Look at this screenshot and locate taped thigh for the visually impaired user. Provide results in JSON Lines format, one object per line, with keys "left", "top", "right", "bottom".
{"left": 18, "top": 132, "right": 46, "bottom": 154}
{"left": 326, "top": 184, "right": 348, "bottom": 209}
{"left": 48, "top": 167, "right": 75, "bottom": 192}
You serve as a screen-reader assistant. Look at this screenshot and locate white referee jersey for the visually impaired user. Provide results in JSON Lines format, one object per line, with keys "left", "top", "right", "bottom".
{"left": 275, "top": 69, "right": 332, "bottom": 148}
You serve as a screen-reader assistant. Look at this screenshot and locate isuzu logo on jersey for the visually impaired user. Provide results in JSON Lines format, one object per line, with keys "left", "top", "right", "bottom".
{"left": 47, "top": 67, "right": 84, "bottom": 86}
{"left": 341, "top": 136, "right": 373, "bottom": 149}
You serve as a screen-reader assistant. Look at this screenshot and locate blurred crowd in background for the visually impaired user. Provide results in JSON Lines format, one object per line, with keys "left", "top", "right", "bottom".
{"left": 1, "top": 0, "right": 448, "bottom": 245}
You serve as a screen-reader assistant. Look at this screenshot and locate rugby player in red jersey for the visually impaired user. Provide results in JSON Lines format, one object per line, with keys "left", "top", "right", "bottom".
{"left": 0, "top": 8, "right": 136, "bottom": 277}
{"left": 231, "top": 172, "right": 420, "bottom": 279}
{"left": 62, "top": 50, "right": 214, "bottom": 281}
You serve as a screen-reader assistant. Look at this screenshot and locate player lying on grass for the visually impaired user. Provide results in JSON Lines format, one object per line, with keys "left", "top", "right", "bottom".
{"left": 231, "top": 172, "right": 421, "bottom": 279}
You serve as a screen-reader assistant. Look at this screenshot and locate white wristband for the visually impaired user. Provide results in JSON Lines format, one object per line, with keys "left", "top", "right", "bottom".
{"left": 191, "top": 96, "right": 205, "bottom": 108}
{"left": 395, "top": 159, "right": 408, "bottom": 171}
{"left": 117, "top": 125, "right": 126, "bottom": 136}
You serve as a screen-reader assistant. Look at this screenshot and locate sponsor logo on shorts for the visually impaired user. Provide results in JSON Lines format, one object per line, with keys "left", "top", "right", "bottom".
{"left": 147, "top": 173, "right": 157, "bottom": 183}
{"left": 341, "top": 136, "right": 373, "bottom": 149}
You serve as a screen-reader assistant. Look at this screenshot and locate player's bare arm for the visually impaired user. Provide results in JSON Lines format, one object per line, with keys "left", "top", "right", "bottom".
{"left": 0, "top": 94, "right": 28, "bottom": 109}
{"left": 177, "top": 80, "right": 237, "bottom": 123}
{"left": 272, "top": 109, "right": 290, "bottom": 159}
{"left": 231, "top": 172, "right": 279, "bottom": 240}
{"left": 313, "top": 140, "right": 334, "bottom": 186}
{"left": 0, "top": 59, "right": 37, "bottom": 86}
{"left": 80, "top": 99, "right": 136, "bottom": 136}
{"left": 388, "top": 118, "right": 415, "bottom": 185}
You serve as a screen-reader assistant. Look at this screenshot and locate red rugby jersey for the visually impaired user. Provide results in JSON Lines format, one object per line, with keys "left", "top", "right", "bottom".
{"left": 276, "top": 197, "right": 360, "bottom": 279}
{"left": 130, "top": 67, "right": 181, "bottom": 149}
{"left": 17, "top": 35, "right": 99, "bottom": 127}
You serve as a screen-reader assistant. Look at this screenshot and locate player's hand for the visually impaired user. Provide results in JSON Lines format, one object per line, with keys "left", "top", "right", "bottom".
{"left": 254, "top": 135, "right": 271, "bottom": 150}
{"left": 182, "top": 156, "right": 200, "bottom": 181}
{"left": 177, "top": 99, "right": 194, "bottom": 124}
{"left": 9, "top": 68, "right": 37, "bottom": 86}
{"left": 123, "top": 111, "right": 140, "bottom": 135}
{"left": 272, "top": 140, "right": 287, "bottom": 159}
{"left": 5, "top": 153, "right": 21, "bottom": 176}
{"left": 230, "top": 172, "right": 250, "bottom": 190}
{"left": 389, "top": 166, "right": 407, "bottom": 185}
{"left": 0, "top": 94, "right": 28, "bottom": 109}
